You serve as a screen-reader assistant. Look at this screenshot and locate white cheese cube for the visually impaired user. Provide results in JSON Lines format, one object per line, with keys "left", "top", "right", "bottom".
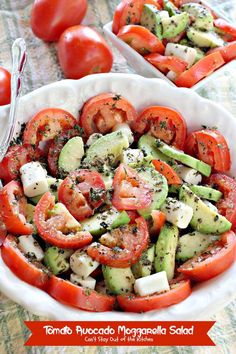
{"left": 70, "top": 273, "right": 96, "bottom": 290}
{"left": 165, "top": 43, "right": 197, "bottom": 68}
{"left": 70, "top": 250, "right": 99, "bottom": 278}
{"left": 134, "top": 271, "right": 170, "bottom": 296}
{"left": 174, "top": 165, "right": 202, "bottom": 185}
{"left": 121, "top": 148, "right": 144, "bottom": 165}
{"left": 161, "top": 197, "right": 193, "bottom": 229}
{"left": 18, "top": 235, "right": 44, "bottom": 261}
{"left": 20, "top": 162, "right": 48, "bottom": 198}
{"left": 166, "top": 70, "right": 177, "bottom": 82}
{"left": 112, "top": 123, "right": 134, "bottom": 145}
{"left": 86, "top": 133, "right": 103, "bottom": 147}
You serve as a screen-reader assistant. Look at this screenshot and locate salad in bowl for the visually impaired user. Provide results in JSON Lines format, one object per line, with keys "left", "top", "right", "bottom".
{"left": 0, "top": 75, "right": 235, "bottom": 314}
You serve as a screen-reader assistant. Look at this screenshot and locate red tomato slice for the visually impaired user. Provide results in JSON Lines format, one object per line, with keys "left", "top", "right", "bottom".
{"left": 117, "top": 277, "right": 191, "bottom": 312}
{"left": 0, "top": 144, "right": 41, "bottom": 183}
{"left": 150, "top": 210, "right": 166, "bottom": 235}
{"left": 47, "top": 129, "right": 80, "bottom": 177}
{"left": 87, "top": 216, "right": 149, "bottom": 267}
{"left": 207, "top": 41, "right": 236, "bottom": 63}
{"left": 152, "top": 159, "right": 182, "bottom": 184}
{"left": 0, "top": 216, "right": 7, "bottom": 246}
{"left": 34, "top": 192, "right": 92, "bottom": 249}
{"left": 209, "top": 174, "right": 236, "bottom": 230}
{"left": 178, "top": 231, "right": 236, "bottom": 281}
{"left": 214, "top": 19, "right": 236, "bottom": 39}
{"left": 47, "top": 275, "right": 115, "bottom": 312}
{"left": 112, "top": 164, "right": 152, "bottom": 210}
{"left": 0, "top": 181, "right": 33, "bottom": 235}
{"left": 185, "top": 129, "right": 231, "bottom": 172}
{"left": 175, "top": 52, "right": 225, "bottom": 88}
{"left": 117, "top": 25, "right": 165, "bottom": 55}
{"left": 145, "top": 53, "right": 188, "bottom": 74}
{"left": 1, "top": 235, "right": 49, "bottom": 290}
{"left": 135, "top": 106, "right": 187, "bottom": 149}
{"left": 23, "top": 108, "right": 77, "bottom": 147}
{"left": 58, "top": 170, "right": 106, "bottom": 221}
{"left": 126, "top": 210, "right": 140, "bottom": 224}
{"left": 0, "top": 67, "right": 11, "bottom": 106}
{"left": 112, "top": 0, "right": 161, "bottom": 35}
{"left": 80, "top": 93, "right": 138, "bottom": 136}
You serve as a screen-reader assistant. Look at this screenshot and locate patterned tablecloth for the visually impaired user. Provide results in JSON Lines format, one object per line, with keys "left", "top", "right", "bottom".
{"left": 0, "top": 1, "right": 236, "bottom": 353}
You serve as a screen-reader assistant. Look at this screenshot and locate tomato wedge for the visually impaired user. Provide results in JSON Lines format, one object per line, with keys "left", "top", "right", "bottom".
{"left": 175, "top": 52, "right": 225, "bottom": 88}
{"left": 135, "top": 106, "right": 187, "bottom": 149}
{"left": 112, "top": 164, "right": 152, "bottom": 210}
{"left": 80, "top": 93, "right": 138, "bottom": 136}
{"left": 0, "top": 181, "right": 33, "bottom": 235}
{"left": 214, "top": 19, "right": 236, "bottom": 39}
{"left": 0, "top": 144, "right": 41, "bottom": 183}
{"left": 185, "top": 129, "right": 231, "bottom": 172}
{"left": 47, "top": 129, "right": 80, "bottom": 177}
{"left": 145, "top": 53, "right": 188, "bottom": 74}
{"left": 207, "top": 41, "right": 236, "bottom": 63}
{"left": 117, "top": 277, "right": 191, "bottom": 312}
{"left": 34, "top": 192, "right": 92, "bottom": 249}
{"left": 152, "top": 159, "right": 182, "bottom": 184}
{"left": 178, "top": 231, "right": 236, "bottom": 281}
{"left": 117, "top": 25, "right": 165, "bottom": 55}
{"left": 1, "top": 235, "right": 49, "bottom": 290}
{"left": 209, "top": 174, "right": 236, "bottom": 230}
{"left": 58, "top": 170, "right": 106, "bottom": 221}
{"left": 112, "top": 0, "right": 161, "bottom": 35}
{"left": 0, "top": 216, "right": 7, "bottom": 246}
{"left": 47, "top": 276, "right": 115, "bottom": 312}
{"left": 87, "top": 216, "right": 149, "bottom": 267}
{"left": 150, "top": 210, "right": 166, "bottom": 235}
{"left": 23, "top": 108, "right": 77, "bottom": 147}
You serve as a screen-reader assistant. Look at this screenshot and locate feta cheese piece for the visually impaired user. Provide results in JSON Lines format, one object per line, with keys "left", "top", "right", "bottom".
{"left": 166, "top": 70, "right": 177, "bottom": 82}
{"left": 18, "top": 235, "right": 44, "bottom": 261}
{"left": 161, "top": 197, "right": 193, "bottom": 229}
{"left": 174, "top": 165, "right": 202, "bottom": 185}
{"left": 70, "top": 250, "right": 99, "bottom": 278}
{"left": 20, "top": 161, "right": 48, "bottom": 198}
{"left": 70, "top": 273, "right": 96, "bottom": 290}
{"left": 86, "top": 133, "right": 103, "bottom": 147}
{"left": 165, "top": 43, "right": 197, "bottom": 68}
{"left": 121, "top": 148, "right": 144, "bottom": 165}
{"left": 134, "top": 271, "right": 170, "bottom": 296}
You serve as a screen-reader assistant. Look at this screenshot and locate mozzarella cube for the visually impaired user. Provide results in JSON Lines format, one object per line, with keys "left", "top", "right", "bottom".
{"left": 70, "top": 273, "right": 96, "bottom": 290}
{"left": 70, "top": 251, "right": 99, "bottom": 278}
{"left": 165, "top": 43, "right": 197, "bottom": 68}
{"left": 161, "top": 197, "right": 193, "bottom": 229}
{"left": 166, "top": 70, "right": 177, "bottom": 82}
{"left": 134, "top": 271, "right": 170, "bottom": 296}
{"left": 112, "top": 123, "right": 134, "bottom": 145}
{"left": 18, "top": 235, "right": 44, "bottom": 261}
{"left": 174, "top": 165, "right": 202, "bottom": 185}
{"left": 20, "top": 162, "right": 48, "bottom": 198}
{"left": 121, "top": 148, "right": 144, "bottom": 165}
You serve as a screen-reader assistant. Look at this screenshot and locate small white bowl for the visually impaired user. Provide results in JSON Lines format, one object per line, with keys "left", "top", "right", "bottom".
{"left": 104, "top": 0, "right": 235, "bottom": 90}
{"left": 0, "top": 73, "right": 235, "bottom": 320}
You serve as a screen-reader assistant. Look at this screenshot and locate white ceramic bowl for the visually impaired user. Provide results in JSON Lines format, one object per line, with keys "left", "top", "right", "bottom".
{"left": 104, "top": 0, "right": 235, "bottom": 90}
{"left": 0, "top": 73, "right": 235, "bottom": 320}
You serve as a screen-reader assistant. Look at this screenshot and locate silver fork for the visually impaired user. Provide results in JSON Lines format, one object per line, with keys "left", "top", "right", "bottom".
{"left": 0, "top": 38, "right": 27, "bottom": 163}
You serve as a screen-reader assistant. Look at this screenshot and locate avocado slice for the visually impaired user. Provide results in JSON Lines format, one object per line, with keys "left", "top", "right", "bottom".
{"left": 163, "top": 0, "right": 180, "bottom": 16}
{"left": 136, "top": 166, "right": 168, "bottom": 219}
{"left": 156, "top": 140, "right": 211, "bottom": 177}
{"left": 58, "top": 136, "right": 84, "bottom": 173}
{"left": 154, "top": 223, "right": 179, "bottom": 281}
{"left": 181, "top": 3, "right": 213, "bottom": 31}
{"left": 102, "top": 266, "right": 135, "bottom": 295}
{"left": 132, "top": 244, "right": 155, "bottom": 278}
{"left": 83, "top": 130, "right": 129, "bottom": 172}
{"left": 138, "top": 134, "right": 173, "bottom": 163}
{"left": 141, "top": 4, "right": 163, "bottom": 39}
{"left": 81, "top": 208, "right": 130, "bottom": 237}
{"left": 44, "top": 247, "right": 71, "bottom": 275}
{"left": 25, "top": 204, "right": 35, "bottom": 224}
{"left": 162, "top": 12, "right": 189, "bottom": 39}
{"left": 176, "top": 231, "right": 219, "bottom": 261}
{"left": 179, "top": 185, "right": 231, "bottom": 234}
{"left": 189, "top": 185, "right": 222, "bottom": 202}
{"left": 29, "top": 177, "right": 63, "bottom": 205}
{"left": 187, "top": 27, "right": 225, "bottom": 48}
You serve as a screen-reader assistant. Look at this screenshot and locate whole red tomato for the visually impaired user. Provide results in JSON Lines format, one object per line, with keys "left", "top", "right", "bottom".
{"left": 0, "top": 67, "right": 11, "bottom": 106}
{"left": 58, "top": 25, "right": 113, "bottom": 79}
{"left": 31, "top": 0, "right": 87, "bottom": 42}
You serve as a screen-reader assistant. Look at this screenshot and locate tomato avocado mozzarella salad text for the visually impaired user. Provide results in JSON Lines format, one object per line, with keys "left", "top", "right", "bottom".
{"left": 0, "top": 93, "right": 236, "bottom": 313}
{"left": 113, "top": 0, "right": 236, "bottom": 88}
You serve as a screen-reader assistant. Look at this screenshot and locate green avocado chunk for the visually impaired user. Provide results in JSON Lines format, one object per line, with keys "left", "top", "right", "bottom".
{"left": 176, "top": 231, "right": 220, "bottom": 261}
{"left": 189, "top": 185, "right": 222, "bottom": 202}
{"left": 154, "top": 223, "right": 179, "bottom": 281}
{"left": 138, "top": 134, "right": 173, "bottom": 163}
{"left": 44, "top": 247, "right": 71, "bottom": 275}
{"left": 181, "top": 3, "right": 214, "bottom": 31}
{"left": 156, "top": 140, "right": 211, "bottom": 176}
{"left": 102, "top": 266, "right": 135, "bottom": 295}
{"left": 141, "top": 4, "right": 163, "bottom": 39}
{"left": 163, "top": 0, "right": 180, "bottom": 16}
{"left": 136, "top": 166, "right": 168, "bottom": 219}
{"left": 187, "top": 27, "right": 225, "bottom": 48}
{"left": 58, "top": 136, "right": 84, "bottom": 173}
{"left": 132, "top": 244, "right": 155, "bottom": 279}
{"left": 179, "top": 185, "right": 231, "bottom": 234}
{"left": 162, "top": 12, "right": 189, "bottom": 39}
